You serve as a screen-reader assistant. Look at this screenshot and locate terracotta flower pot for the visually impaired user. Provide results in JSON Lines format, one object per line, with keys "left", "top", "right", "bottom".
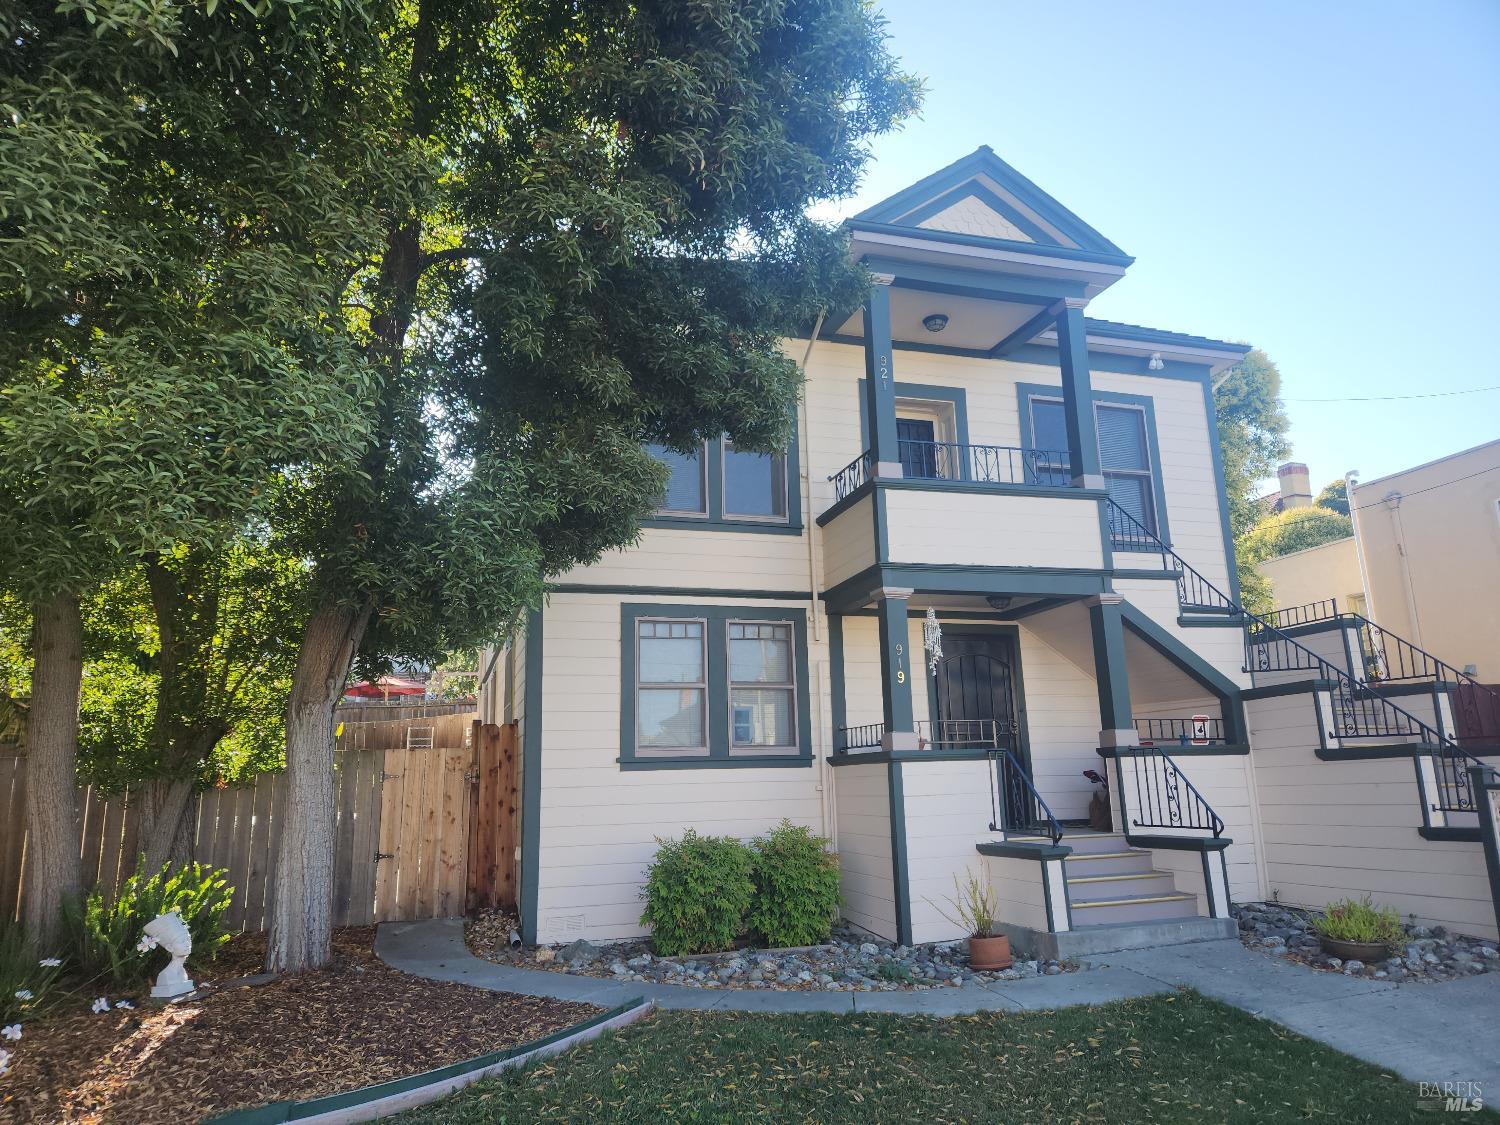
{"left": 968, "top": 933, "right": 1012, "bottom": 971}
{"left": 1318, "top": 936, "right": 1391, "bottom": 963}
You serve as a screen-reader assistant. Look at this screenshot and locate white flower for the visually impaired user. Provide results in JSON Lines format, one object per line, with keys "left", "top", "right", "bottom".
{"left": 13, "top": 990, "right": 31, "bottom": 1002}
{"left": 114, "top": 1000, "right": 134, "bottom": 1010}
{"left": 136, "top": 935, "right": 159, "bottom": 953}
{"left": 0, "top": 1047, "right": 11, "bottom": 1076}
{"left": 91, "top": 997, "right": 110, "bottom": 1014}
{"left": 38, "top": 958, "right": 61, "bottom": 968}
{"left": 1, "top": 1025, "right": 19, "bottom": 1041}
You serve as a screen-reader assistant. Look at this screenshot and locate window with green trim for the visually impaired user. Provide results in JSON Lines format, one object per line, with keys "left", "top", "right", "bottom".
{"left": 621, "top": 604, "right": 811, "bottom": 768}
{"left": 644, "top": 434, "right": 798, "bottom": 530}
{"left": 1027, "top": 394, "right": 1162, "bottom": 535}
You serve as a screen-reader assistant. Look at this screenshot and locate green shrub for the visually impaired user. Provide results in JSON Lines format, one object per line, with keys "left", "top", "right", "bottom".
{"left": 0, "top": 923, "right": 65, "bottom": 1024}
{"left": 748, "top": 821, "right": 841, "bottom": 948}
{"left": 1313, "top": 896, "right": 1405, "bottom": 948}
{"left": 69, "top": 859, "right": 235, "bottom": 985}
{"left": 639, "top": 831, "right": 755, "bottom": 956}
{"left": 877, "top": 960, "right": 913, "bottom": 983}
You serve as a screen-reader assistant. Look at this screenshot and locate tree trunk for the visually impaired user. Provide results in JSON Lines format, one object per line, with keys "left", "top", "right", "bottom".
{"left": 137, "top": 776, "right": 200, "bottom": 873}
{"left": 264, "top": 600, "right": 371, "bottom": 973}
{"left": 23, "top": 592, "right": 84, "bottom": 947}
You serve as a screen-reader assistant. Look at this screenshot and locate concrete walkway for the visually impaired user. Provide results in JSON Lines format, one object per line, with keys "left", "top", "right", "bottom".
{"left": 376, "top": 919, "right": 1500, "bottom": 1093}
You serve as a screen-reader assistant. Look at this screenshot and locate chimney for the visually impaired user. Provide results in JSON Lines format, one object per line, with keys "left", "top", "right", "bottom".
{"left": 1277, "top": 462, "right": 1313, "bottom": 510}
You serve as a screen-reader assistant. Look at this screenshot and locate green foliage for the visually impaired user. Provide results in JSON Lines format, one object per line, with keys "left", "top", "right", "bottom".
{"left": 747, "top": 821, "right": 841, "bottom": 948}
{"left": 1315, "top": 479, "right": 1349, "bottom": 516}
{"left": 876, "top": 960, "right": 914, "bottom": 984}
{"left": 639, "top": 831, "right": 756, "bottom": 956}
{"left": 1213, "top": 349, "right": 1292, "bottom": 599}
{"left": 934, "top": 868, "right": 999, "bottom": 938}
{"left": 0, "top": 922, "right": 65, "bottom": 1023}
{"left": 1313, "top": 897, "right": 1406, "bottom": 948}
{"left": 1238, "top": 507, "right": 1352, "bottom": 566}
{"left": 68, "top": 860, "right": 234, "bottom": 985}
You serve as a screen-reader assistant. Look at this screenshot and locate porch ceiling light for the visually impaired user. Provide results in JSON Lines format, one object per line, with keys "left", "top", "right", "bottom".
{"left": 922, "top": 313, "right": 949, "bottom": 333}
{"left": 986, "top": 595, "right": 1012, "bottom": 610}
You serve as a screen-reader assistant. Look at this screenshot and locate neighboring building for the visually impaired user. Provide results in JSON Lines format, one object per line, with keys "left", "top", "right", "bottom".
{"left": 481, "top": 146, "right": 1500, "bottom": 952}
{"left": 1261, "top": 535, "right": 1364, "bottom": 616}
{"left": 1252, "top": 460, "right": 1315, "bottom": 516}
{"left": 1351, "top": 440, "right": 1500, "bottom": 682}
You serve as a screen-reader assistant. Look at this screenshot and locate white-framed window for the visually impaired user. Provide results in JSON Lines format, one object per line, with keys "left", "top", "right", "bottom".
{"left": 646, "top": 442, "right": 708, "bottom": 516}
{"left": 1027, "top": 394, "right": 1161, "bottom": 532}
{"left": 636, "top": 619, "right": 708, "bottom": 752}
{"left": 721, "top": 440, "right": 789, "bottom": 521}
{"left": 728, "top": 621, "right": 796, "bottom": 749}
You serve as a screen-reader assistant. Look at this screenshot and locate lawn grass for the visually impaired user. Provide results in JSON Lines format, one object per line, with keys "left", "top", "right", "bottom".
{"left": 400, "top": 991, "right": 1483, "bottom": 1123}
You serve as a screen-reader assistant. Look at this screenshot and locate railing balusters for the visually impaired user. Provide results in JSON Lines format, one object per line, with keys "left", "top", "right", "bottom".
{"left": 1116, "top": 745, "right": 1225, "bottom": 837}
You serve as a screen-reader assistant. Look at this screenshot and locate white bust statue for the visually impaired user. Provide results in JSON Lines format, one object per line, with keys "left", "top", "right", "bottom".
{"left": 144, "top": 912, "right": 195, "bottom": 999}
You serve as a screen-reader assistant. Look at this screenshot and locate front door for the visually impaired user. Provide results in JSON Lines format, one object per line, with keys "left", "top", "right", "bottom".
{"left": 932, "top": 632, "right": 1021, "bottom": 753}
{"left": 896, "top": 417, "right": 939, "bottom": 479}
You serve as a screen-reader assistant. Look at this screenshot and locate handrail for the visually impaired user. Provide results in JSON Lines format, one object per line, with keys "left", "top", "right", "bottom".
{"left": 828, "top": 451, "right": 873, "bottom": 503}
{"left": 1111, "top": 743, "right": 1226, "bottom": 837}
{"left": 988, "top": 748, "right": 1064, "bottom": 844}
{"left": 895, "top": 440, "right": 1074, "bottom": 488}
{"left": 1263, "top": 599, "right": 1341, "bottom": 629}
{"left": 1134, "top": 716, "right": 1228, "bottom": 745}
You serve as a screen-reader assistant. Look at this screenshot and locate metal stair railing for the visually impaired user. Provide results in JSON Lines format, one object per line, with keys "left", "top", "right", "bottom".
{"left": 1104, "top": 498, "right": 1497, "bottom": 815}
{"left": 1110, "top": 744, "right": 1226, "bottom": 837}
{"left": 988, "top": 748, "right": 1064, "bottom": 844}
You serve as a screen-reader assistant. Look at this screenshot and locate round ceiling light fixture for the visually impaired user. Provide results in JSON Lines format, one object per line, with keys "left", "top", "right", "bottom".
{"left": 922, "top": 313, "right": 949, "bottom": 333}
{"left": 985, "top": 595, "right": 1013, "bottom": 611}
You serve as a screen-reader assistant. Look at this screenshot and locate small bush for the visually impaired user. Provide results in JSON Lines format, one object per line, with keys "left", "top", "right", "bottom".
{"left": 877, "top": 960, "right": 913, "bottom": 983}
{"left": 934, "top": 868, "right": 998, "bottom": 938}
{"left": 639, "top": 831, "right": 755, "bottom": 956}
{"left": 0, "top": 923, "right": 64, "bottom": 1024}
{"left": 748, "top": 821, "right": 841, "bottom": 948}
{"left": 1313, "top": 896, "right": 1405, "bottom": 948}
{"left": 69, "top": 859, "right": 235, "bottom": 985}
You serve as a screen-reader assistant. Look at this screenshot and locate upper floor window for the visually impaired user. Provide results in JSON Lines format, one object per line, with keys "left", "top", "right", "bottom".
{"left": 1026, "top": 395, "right": 1162, "bottom": 535}
{"left": 645, "top": 435, "right": 798, "bottom": 530}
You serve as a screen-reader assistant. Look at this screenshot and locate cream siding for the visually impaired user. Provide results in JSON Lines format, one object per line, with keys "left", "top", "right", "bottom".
{"left": 883, "top": 490, "right": 1105, "bottom": 570}
{"left": 821, "top": 495, "right": 876, "bottom": 590}
{"left": 831, "top": 761, "right": 896, "bottom": 939}
{"left": 1246, "top": 693, "right": 1496, "bottom": 940}
{"left": 901, "top": 758, "right": 999, "bottom": 944}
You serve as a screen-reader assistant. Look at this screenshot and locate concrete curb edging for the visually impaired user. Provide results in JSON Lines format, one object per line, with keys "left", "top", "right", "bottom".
{"left": 207, "top": 997, "right": 652, "bottom": 1124}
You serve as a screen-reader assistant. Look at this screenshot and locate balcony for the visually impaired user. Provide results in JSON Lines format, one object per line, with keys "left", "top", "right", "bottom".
{"left": 820, "top": 441, "right": 1108, "bottom": 592}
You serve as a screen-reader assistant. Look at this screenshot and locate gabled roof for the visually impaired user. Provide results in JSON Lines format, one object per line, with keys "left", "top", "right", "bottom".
{"left": 850, "top": 146, "right": 1132, "bottom": 265}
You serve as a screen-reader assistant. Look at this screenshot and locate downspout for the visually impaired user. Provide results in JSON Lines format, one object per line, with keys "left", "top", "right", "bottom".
{"left": 797, "top": 311, "right": 833, "bottom": 842}
{"left": 1385, "top": 489, "right": 1425, "bottom": 648}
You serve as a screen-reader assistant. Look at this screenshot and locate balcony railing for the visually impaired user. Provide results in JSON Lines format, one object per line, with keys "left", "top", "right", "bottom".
{"left": 1112, "top": 744, "right": 1226, "bottom": 837}
{"left": 833, "top": 719, "right": 1006, "bottom": 753}
{"left": 1134, "top": 717, "right": 1228, "bottom": 746}
{"left": 828, "top": 443, "right": 1075, "bottom": 503}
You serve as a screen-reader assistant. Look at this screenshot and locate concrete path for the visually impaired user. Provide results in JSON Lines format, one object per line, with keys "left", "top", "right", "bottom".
{"left": 377, "top": 919, "right": 1500, "bottom": 1092}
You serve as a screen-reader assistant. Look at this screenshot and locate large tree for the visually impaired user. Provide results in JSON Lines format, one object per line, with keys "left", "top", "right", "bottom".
{"left": 0, "top": 0, "right": 400, "bottom": 941}
{"left": 261, "top": 0, "right": 919, "bottom": 971}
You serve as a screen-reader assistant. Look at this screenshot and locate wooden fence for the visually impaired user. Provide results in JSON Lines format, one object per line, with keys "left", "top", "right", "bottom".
{"left": 0, "top": 721, "right": 518, "bottom": 932}
{"left": 334, "top": 699, "right": 477, "bottom": 723}
{"left": 336, "top": 711, "right": 477, "bottom": 753}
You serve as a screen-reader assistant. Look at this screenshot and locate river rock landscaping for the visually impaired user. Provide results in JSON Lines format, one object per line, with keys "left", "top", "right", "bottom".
{"left": 465, "top": 910, "right": 1080, "bottom": 991}
{"left": 1234, "top": 900, "right": 1499, "bottom": 982}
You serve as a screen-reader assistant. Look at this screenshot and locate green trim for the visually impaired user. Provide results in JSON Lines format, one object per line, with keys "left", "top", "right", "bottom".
{"left": 863, "top": 281, "right": 899, "bottom": 464}
{"left": 206, "top": 999, "right": 648, "bottom": 1124}
{"left": 888, "top": 759, "right": 913, "bottom": 946}
{"left": 851, "top": 220, "right": 1132, "bottom": 269}
{"left": 827, "top": 748, "right": 993, "bottom": 766}
{"left": 857, "top": 379, "right": 971, "bottom": 450}
{"left": 861, "top": 252, "right": 1094, "bottom": 302}
{"left": 520, "top": 607, "right": 544, "bottom": 946}
{"left": 1177, "top": 615, "right": 1247, "bottom": 629}
{"left": 1241, "top": 679, "right": 1333, "bottom": 700}
{"left": 976, "top": 840, "right": 1072, "bottom": 861}
{"left": 878, "top": 478, "right": 1105, "bottom": 502}
{"left": 640, "top": 518, "right": 804, "bottom": 536}
{"left": 1054, "top": 304, "right": 1102, "bottom": 485}
{"left": 1418, "top": 824, "right": 1483, "bottom": 843}
{"left": 1099, "top": 743, "right": 1250, "bottom": 757}
{"left": 815, "top": 480, "right": 874, "bottom": 527}
{"left": 549, "top": 583, "right": 813, "bottom": 600}
{"left": 1113, "top": 567, "right": 1184, "bottom": 581}
{"left": 877, "top": 594, "right": 914, "bottom": 731}
{"left": 1017, "top": 380, "right": 1173, "bottom": 546}
{"left": 897, "top": 181, "right": 1061, "bottom": 247}
{"left": 1123, "top": 833, "right": 1232, "bottom": 852}
{"left": 822, "top": 332, "right": 1220, "bottom": 380}
{"left": 1116, "top": 602, "right": 1246, "bottom": 743}
{"left": 618, "top": 603, "right": 813, "bottom": 769}
{"left": 928, "top": 623, "right": 1034, "bottom": 779}
{"left": 989, "top": 305, "right": 1059, "bottom": 358}
{"left": 1088, "top": 600, "right": 1133, "bottom": 731}
{"left": 821, "top": 563, "right": 1112, "bottom": 613}
{"left": 873, "top": 484, "right": 891, "bottom": 564}
{"left": 1461, "top": 765, "right": 1500, "bottom": 935}
{"left": 1316, "top": 743, "right": 1441, "bottom": 762}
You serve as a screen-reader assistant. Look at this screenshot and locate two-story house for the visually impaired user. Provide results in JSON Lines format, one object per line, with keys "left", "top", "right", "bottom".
{"left": 481, "top": 146, "right": 1500, "bottom": 955}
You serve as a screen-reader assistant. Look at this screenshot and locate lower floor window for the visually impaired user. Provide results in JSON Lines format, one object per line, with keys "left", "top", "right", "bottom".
{"left": 624, "top": 605, "right": 809, "bottom": 766}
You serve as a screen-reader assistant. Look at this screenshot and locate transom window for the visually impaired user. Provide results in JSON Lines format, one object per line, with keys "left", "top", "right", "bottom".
{"left": 645, "top": 436, "right": 794, "bottom": 527}
{"left": 623, "top": 605, "right": 810, "bottom": 768}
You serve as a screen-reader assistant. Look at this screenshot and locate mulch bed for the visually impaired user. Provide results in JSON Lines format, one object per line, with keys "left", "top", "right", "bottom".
{"left": 0, "top": 928, "right": 599, "bottom": 1124}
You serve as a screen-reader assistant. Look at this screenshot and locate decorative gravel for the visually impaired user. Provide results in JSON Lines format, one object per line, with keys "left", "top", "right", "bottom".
{"left": 466, "top": 911, "right": 1080, "bottom": 991}
{"left": 1234, "top": 900, "right": 1500, "bottom": 982}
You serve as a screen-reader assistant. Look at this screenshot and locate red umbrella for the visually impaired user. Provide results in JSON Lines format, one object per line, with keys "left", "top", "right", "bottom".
{"left": 343, "top": 675, "right": 427, "bottom": 700}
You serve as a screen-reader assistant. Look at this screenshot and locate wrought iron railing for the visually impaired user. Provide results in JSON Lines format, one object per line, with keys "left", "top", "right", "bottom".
{"left": 1134, "top": 717, "right": 1227, "bottom": 745}
{"left": 1104, "top": 498, "right": 1494, "bottom": 813}
{"left": 829, "top": 451, "right": 873, "bottom": 502}
{"left": 918, "top": 718, "right": 1006, "bottom": 748}
{"left": 988, "top": 748, "right": 1063, "bottom": 844}
{"left": 1105, "top": 500, "right": 1237, "bottom": 613}
{"left": 1263, "top": 599, "right": 1341, "bottom": 629}
{"left": 896, "top": 441, "right": 1074, "bottom": 488}
{"left": 1113, "top": 744, "right": 1225, "bottom": 837}
{"left": 834, "top": 722, "right": 886, "bottom": 752}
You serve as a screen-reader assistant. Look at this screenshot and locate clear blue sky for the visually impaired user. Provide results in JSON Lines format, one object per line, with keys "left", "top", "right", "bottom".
{"left": 820, "top": 0, "right": 1500, "bottom": 488}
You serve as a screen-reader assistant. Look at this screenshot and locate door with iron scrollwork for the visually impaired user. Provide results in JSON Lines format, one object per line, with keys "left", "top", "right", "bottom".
{"left": 933, "top": 638, "right": 1021, "bottom": 753}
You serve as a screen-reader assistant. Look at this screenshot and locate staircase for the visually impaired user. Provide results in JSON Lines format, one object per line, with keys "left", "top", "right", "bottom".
{"left": 1042, "top": 830, "right": 1200, "bottom": 924}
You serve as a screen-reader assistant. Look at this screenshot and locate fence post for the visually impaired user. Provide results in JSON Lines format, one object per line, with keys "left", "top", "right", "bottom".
{"left": 467, "top": 722, "right": 519, "bottom": 913}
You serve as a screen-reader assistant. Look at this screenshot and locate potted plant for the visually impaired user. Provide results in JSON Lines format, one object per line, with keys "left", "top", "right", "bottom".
{"left": 1313, "top": 896, "right": 1405, "bottom": 963}
{"left": 937, "top": 869, "right": 1011, "bottom": 970}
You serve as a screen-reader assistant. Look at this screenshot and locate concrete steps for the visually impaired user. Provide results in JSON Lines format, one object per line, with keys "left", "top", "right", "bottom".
{"left": 1071, "top": 890, "right": 1201, "bottom": 925}
{"left": 1067, "top": 870, "right": 1179, "bottom": 903}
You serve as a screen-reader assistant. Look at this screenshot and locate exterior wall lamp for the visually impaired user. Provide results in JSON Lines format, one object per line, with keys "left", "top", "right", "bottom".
{"left": 1147, "top": 352, "right": 1165, "bottom": 371}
